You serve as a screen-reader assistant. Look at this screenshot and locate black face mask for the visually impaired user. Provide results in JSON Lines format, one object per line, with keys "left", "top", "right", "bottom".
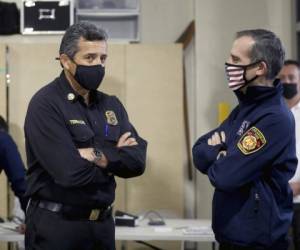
{"left": 73, "top": 64, "right": 105, "bottom": 90}
{"left": 282, "top": 83, "right": 298, "bottom": 99}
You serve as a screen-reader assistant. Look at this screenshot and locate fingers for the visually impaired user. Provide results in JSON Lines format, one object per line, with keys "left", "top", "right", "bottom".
{"left": 117, "top": 132, "right": 131, "bottom": 147}
{"left": 208, "top": 138, "right": 212, "bottom": 145}
{"left": 78, "top": 148, "right": 94, "bottom": 162}
{"left": 220, "top": 131, "right": 226, "bottom": 143}
{"left": 119, "top": 132, "right": 132, "bottom": 143}
{"left": 208, "top": 131, "right": 226, "bottom": 146}
{"left": 217, "top": 150, "right": 227, "bottom": 160}
{"left": 117, "top": 132, "right": 138, "bottom": 147}
{"left": 127, "top": 137, "right": 138, "bottom": 146}
{"left": 212, "top": 132, "right": 221, "bottom": 145}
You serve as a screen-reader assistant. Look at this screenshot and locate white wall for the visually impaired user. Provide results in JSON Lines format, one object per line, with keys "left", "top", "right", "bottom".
{"left": 140, "top": 0, "right": 194, "bottom": 42}
{"left": 195, "top": 0, "right": 294, "bottom": 221}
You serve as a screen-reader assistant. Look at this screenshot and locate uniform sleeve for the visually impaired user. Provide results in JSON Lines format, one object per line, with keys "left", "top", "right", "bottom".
{"left": 192, "top": 115, "right": 231, "bottom": 174}
{"left": 206, "top": 114, "right": 297, "bottom": 192}
{"left": 192, "top": 128, "right": 225, "bottom": 174}
{"left": 0, "top": 132, "right": 28, "bottom": 212}
{"left": 25, "top": 97, "right": 109, "bottom": 188}
{"left": 102, "top": 97, "right": 147, "bottom": 178}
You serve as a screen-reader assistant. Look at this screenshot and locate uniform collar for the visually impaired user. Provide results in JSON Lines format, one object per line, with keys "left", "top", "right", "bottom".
{"left": 58, "top": 71, "right": 99, "bottom": 106}
{"left": 235, "top": 78, "right": 282, "bottom": 105}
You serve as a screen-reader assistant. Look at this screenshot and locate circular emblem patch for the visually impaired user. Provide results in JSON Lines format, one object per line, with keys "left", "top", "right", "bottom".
{"left": 237, "top": 127, "right": 266, "bottom": 155}
{"left": 242, "top": 135, "right": 257, "bottom": 151}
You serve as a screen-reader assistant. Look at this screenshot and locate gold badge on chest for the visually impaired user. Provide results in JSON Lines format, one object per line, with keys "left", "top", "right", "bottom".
{"left": 105, "top": 111, "right": 118, "bottom": 125}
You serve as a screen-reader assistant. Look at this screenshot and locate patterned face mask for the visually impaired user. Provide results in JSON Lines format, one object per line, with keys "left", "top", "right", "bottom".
{"left": 225, "top": 61, "right": 260, "bottom": 90}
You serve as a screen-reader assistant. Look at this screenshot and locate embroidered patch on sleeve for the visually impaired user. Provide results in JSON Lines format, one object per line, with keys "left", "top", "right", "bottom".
{"left": 237, "top": 127, "right": 267, "bottom": 155}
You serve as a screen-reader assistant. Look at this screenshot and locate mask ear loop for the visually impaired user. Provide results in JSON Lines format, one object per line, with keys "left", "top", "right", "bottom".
{"left": 225, "top": 60, "right": 262, "bottom": 91}
{"left": 243, "top": 60, "right": 262, "bottom": 85}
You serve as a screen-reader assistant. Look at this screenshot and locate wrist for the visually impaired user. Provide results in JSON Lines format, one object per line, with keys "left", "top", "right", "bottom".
{"left": 93, "top": 148, "right": 108, "bottom": 168}
{"left": 93, "top": 148, "right": 103, "bottom": 164}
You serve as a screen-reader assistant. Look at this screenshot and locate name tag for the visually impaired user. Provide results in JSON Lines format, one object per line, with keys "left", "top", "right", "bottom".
{"left": 69, "top": 120, "right": 86, "bottom": 125}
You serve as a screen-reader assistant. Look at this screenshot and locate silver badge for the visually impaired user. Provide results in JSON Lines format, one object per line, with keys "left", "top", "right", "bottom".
{"left": 67, "top": 93, "right": 75, "bottom": 101}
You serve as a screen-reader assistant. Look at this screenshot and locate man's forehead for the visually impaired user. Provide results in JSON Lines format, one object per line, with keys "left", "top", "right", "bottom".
{"left": 77, "top": 37, "right": 107, "bottom": 53}
{"left": 231, "top": 36, "right": 255, "bottom": 57}
{"left": 283, "top": 64, "right": 299, "bottom": 71}
{"left": 281, "top": 64, "right": 300, "bottom": 75}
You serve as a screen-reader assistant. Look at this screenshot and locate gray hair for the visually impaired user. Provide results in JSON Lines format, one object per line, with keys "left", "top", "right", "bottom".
{"left": 236, "top": 29, "right": 285, "bottom": 80}
{"left": 59, "top": 21, "right": 108, "bottom": 59}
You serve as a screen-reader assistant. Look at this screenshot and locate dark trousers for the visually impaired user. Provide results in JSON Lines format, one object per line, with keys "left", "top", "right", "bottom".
{"left": 25, "top": 200, "right": 115, "bottom": 250}
{"left": 292, "top": 203, "right": 300, "bottom": 250}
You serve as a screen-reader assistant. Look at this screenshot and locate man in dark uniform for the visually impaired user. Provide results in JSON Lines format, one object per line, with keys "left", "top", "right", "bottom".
{"left": 0, "top": 116, "right": 27, "bottom": 213}
{"left": 193, "top": 29, "right": 297, "bottom": 250}
{"left": 24, "top": 22, "right": 147, "bottom": 250}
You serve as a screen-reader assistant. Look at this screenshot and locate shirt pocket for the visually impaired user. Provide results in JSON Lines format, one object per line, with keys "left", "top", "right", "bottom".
{"left": 104, "top": 125, "right": 120, "bottom": 142}
{"left": 69, "top": 125, "right": 95, "bottom": 144}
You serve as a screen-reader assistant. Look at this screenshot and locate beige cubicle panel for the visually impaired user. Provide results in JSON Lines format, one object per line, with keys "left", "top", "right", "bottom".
{"left": 125, "top": 45, "right": 184, "bottom": 250}
{"left": 7, "top": 43, "right": 184, "bottom": 250}
{"left": 0, "top": 44, "right": 8, "bottom": 250}
{"left": 8, "top": 43, "right": 61, "bottom": 162}
{"left": 125, "top": 44, "right": 184, "bottom": 214}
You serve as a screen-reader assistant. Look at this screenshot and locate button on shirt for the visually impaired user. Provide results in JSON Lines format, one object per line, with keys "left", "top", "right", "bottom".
{"left": 24, "top": 72, "right": 147, "bottom": 208}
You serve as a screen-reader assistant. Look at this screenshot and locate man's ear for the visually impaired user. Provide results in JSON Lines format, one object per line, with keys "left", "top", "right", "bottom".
{"left": 256, "top": 61, "right": 267, "bottom": 77}
{"left": 60, "top": 54, "right": 71, "bottom": 70}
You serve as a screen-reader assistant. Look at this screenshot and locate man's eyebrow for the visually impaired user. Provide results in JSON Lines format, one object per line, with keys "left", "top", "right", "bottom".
{"left": 231, "top": 53, "right": 240, "bottom": 60}
{"left": 83, "top": 53, "right": 98, "bottom": 57}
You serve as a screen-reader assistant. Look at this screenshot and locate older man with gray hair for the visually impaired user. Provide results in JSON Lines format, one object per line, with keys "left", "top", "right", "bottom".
{"left": 24, "top": 22, "right": 147, "bottom": 250}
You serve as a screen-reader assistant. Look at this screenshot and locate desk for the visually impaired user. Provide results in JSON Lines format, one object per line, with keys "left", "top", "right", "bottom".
{"left": 0, "top": 219, "right": 215, "bottom": 249}
{"left": 116, "top": 219, "right": 214, "bottom": 242}
{"left": 0, "top": 222, "right": 23, "bottom": 242}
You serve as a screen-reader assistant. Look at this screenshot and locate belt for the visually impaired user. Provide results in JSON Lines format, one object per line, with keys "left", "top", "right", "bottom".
{"left": 32, "top": 199, "right": 113, "bottom": 221}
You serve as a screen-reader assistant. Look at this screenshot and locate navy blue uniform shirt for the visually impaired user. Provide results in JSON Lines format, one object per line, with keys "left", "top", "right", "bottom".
{"left": 24, "top": 72, "right": 147, "bottom": 208}
{"left": 0, "top": 129, "right": 27, "bottom": 212}
{"left": 193, "top": 80, "right": 297, "bottom": 248}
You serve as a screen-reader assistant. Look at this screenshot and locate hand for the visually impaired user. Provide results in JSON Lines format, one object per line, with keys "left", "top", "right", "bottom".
{"left": 117, "top": 132, "right": 138, "bottom": 148}
{"left": 208, "top": 131, "right": 226, "bottom": 146}
{"left": 290, "top": 182, "right": 300, "bottom": 196}
{"left": 78, "top": 148, "right": 108, "bottom": 168}
{"left": 78, "top": 148, "right": 95, "bottom": 162}
{"left": 16, "top": 223, "right": 26, "bottom": 234}
{"left": 208, "top": 131, "right": 227, "bottom": 159}
{"left": 217, "top": 150, "right": 227, "bottom": 159}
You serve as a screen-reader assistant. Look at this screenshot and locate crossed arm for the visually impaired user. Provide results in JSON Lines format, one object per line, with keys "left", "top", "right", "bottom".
{"left": 78, "top": 131, "right": 138, "bottom": 168}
